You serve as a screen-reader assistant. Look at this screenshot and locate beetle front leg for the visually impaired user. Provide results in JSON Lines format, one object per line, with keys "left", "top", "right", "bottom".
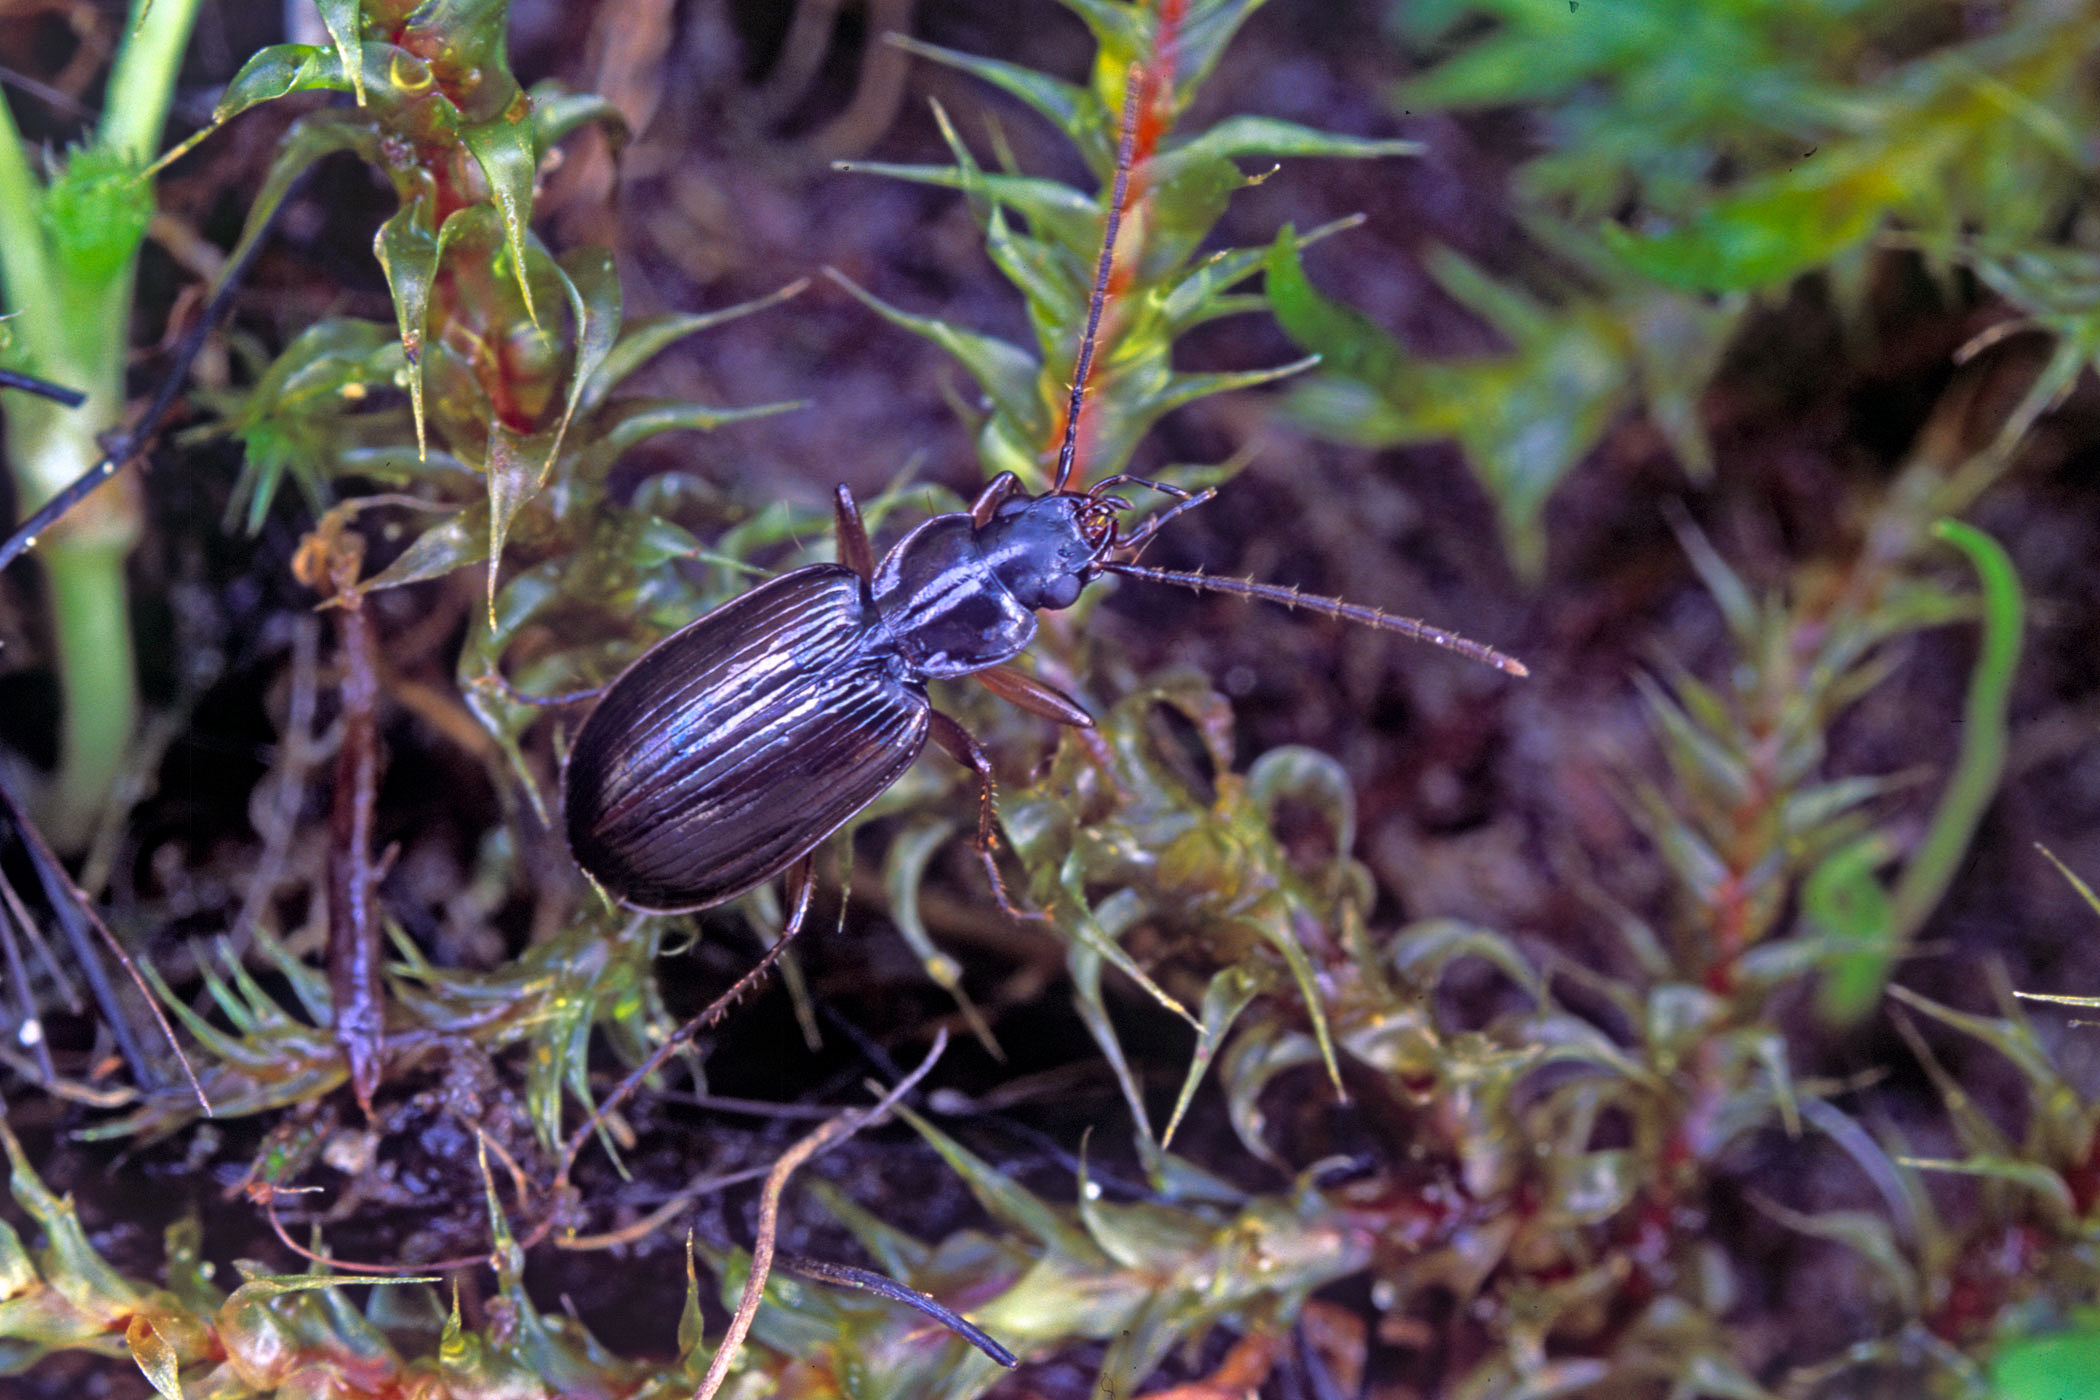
{"left": 967, "top": 472, "right": 1024, "bottom": 528}
{"left": 974, "top": 664, "right": 1093, "bottom": 728}
{"left": 927, "top": 710, "right": 1048, "bottom": 925}
{"left": 833, "top": 485, "right": 875, "bottom": 582}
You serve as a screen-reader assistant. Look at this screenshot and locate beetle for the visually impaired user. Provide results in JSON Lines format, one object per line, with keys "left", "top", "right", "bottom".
{"left": 561, "top": 92, "right": 1524, "bottom": 936}
{"left": 564, "top": 464, "right": 1524, "bottom": 920}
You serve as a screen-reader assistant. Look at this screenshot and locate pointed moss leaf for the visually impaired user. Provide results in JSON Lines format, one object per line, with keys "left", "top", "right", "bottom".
{"left": 1267, "top": 231, "right": 1406, "bottom": 388}
{"left": 890, "top": 36, "right": 1087, "bottom": 139}
{"left": 546, "top": 243, "right": 622, "bottom": 468}
{"left": 1, "top": 1124, "right": 142, "bottom": 1313}
{"left": 837, "top": 165, "right": 1101, "bottom": 253}
{"left": 676, "top": 1238, "right": 707, "bottom": 1358}
{"left": 1053, "top": 0, "right": 1142, "bottom": 58}
{"left": 1068, "top": 939, "right": 1161, "bottom": 1158}
{"left": 529, "top": 82, "right": 627, "bottom": 152}
{"left": 1161, "top": 116, "right": 1419, "bottom": 175}
{"left": 828, "top": 269, "right": 1043, "bottom": 436}
{"left": 894, "top": 1106, "right": 1098, "bottom": 1258}
{"left": 1808, "top": 834, "right": 1898, "bottom": 1026}
{"left": 599, "top": 398, "right": 807, "bottom": 459}
{"left": 1077, "top": 1188, "right": 1214, "bottom": 1273}
{"left": 460, "top": 107, "right": 542, "bottom": 323}
{"left": 886, "top": 817, "right": 1001, "bottom": 1056}
{"left": 210, "top": 43, "right": 352, "bottom": 125}
{"left": 124, "top": 1314, "right": 182, "bottom": 1400}
{"left": 359, "top": 508, "right": 490, "bottom": 593}
{"left": 226, "top": 1272, "right": 438, "bottom": 1303}
{"left": 374, "top": 195, "right": 440, "bottom": 456}
{"left": 584, "top": 281, "right": 806, "bottom": 411}
{"left": 1886, "top": 984, "right": 2067, "bottom": 1103}
{"left": 485, "top": 419, "right": 550, "bottom": 628}
{"left": 1897, "top": 1154, "right": 2078, "bottom": 1229}
{"left": 1154, "top": 357, "right": 1324, "bottom": 422}
{"left": 1161, "top": 964, "right": 1262, "bottom": 1150}
{"left": 315, "top": 0, "right": 363, "bottom": 104}
{"left": 1602, "top": 158, "right": 1906, "bottom": 294}
{"left": 1222, "top": 1030, "right": 1319, "bottom": 1166}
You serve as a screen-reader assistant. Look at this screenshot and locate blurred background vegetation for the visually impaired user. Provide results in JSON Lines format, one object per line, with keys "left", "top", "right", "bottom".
{"left": 1, "top": 1, "right": 2098, "bottom": 1398}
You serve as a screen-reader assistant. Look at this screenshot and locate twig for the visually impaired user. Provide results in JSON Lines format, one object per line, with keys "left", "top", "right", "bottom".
{"left": 0, "top": 872, "right": 58, "bottom": 1083}
{"left": 779, "top": 1254, "right": 1016, "bottom": 1368}
{"left": 0, "top": 368, "right": 86, "bottom": 407}
{"left": 692, "top": 1030, "right": 950, "bottom": 1400}
{"left": 0, "top": 762, "right": 206, "bottom": 1108}
{"left": 297, "top": 523, "right": 388, "bottom": 1116}
{"left": 556, "top": 1161, "right": 777, "bottom": 1252}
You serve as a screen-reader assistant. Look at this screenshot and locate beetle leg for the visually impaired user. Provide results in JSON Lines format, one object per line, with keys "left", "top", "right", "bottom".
{"left": 555, "top": 854, "right": 816, "bottom": 1189}
{"left": 471, "top": 669, "right": 603, "bottom": 708}
{"left": 975, "top": 664, "right": 1094, "bottom": 728}
{"left": 967, "top": 472, "right": 1024, "bottom": 528}
{"left": 833, "top": 484, "right": 875, "bottom": 582}
{"left": 927, "top": 710, "right": 1048, "bottom": 925}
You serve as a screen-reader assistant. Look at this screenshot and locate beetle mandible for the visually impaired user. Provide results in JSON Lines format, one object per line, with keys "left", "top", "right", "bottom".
{"left": 561, "top": 83, "right": 1525, "bottom": 937}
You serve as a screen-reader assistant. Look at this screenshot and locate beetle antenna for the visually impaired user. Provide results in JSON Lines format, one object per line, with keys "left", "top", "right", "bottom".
{"left": 1099, "top": 561, "right": 1530, "bottom": 677}
{"left": 1053, "top": 66, "right": 1145, "bottom": 494}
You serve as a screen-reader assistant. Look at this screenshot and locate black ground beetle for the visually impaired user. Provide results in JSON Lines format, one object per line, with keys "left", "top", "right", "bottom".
{"left": 561, "top": 95, "right": 1525, "bottom": 937}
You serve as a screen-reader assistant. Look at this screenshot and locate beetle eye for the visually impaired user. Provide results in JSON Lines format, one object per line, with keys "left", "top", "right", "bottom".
{"left": 1038, "top": 573, "right": 1084, "bottom": 610}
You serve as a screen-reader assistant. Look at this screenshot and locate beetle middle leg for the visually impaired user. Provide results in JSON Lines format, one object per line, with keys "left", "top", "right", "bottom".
{"left": 927, "top": 710, "right": 1052, "bottom": 925}
{"left": 974, "top": 664, "right": 1094, "bottom": 728}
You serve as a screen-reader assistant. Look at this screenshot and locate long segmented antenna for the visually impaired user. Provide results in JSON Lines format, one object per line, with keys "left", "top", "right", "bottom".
{"left": 1102, "top": 561, "right": 1529, "bottom": 677}
{"left": 1052, "top": 67, "right": 1145, "bottom": 494}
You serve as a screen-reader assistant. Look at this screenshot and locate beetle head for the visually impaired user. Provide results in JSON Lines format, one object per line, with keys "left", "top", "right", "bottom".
{"left": 977, "top": 492, "right": 1117, "bottom": 611}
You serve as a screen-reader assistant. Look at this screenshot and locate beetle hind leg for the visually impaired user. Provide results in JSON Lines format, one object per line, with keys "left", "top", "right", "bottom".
{"left": 554, "top": 854, "right": 817, "bottom": 1195}
{"left": 927, "top": 710, "right": 1052, "bottom": 927}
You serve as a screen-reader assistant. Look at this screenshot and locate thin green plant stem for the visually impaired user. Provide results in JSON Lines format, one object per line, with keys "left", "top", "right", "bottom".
{"left": 0, "top": 0, "right": 204, "bottom": 845}
{"left": 100, "top": 0, "right": 207, "bottom": 162}
{"left": 42, "top": 537, "right": 139, "bottom": 845}
{"left": 1889, "top": 520, "right": 2023, "bottom": 942}
{"left": 0, "top": 91, "right": 50, "bottom": 322}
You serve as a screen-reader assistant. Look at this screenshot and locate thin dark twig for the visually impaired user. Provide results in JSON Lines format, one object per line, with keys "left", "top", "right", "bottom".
{"left": 0, "top": 762, "right": 206, "bottom": 1107}
{"left": 779, "top": 1254, "right": 1017, "bottom": 1367}
{"left": 0, "top": 184, "right": 286, "bottom": 574}
{"left": 324, "top": 565, "right": 387, "bottom": 1115}
{"left": 692, "top": 1031, "right": 950, "bottom": 1400}
{"left": 1051, "top": 65, "right": 1144, "bottom": 494}
{"left": 0, "top": 853, "right": 79, "bottom": 1012}
{"left": 0, "top": 368, "right": 86, "bottom": 407}
{"left": 0, "top": 873, "right": 58, "bottom": 1083}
